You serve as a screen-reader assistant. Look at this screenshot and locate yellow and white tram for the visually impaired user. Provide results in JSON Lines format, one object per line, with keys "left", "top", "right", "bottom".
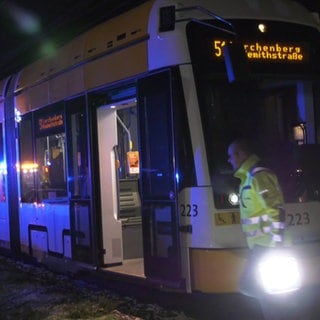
{"left": 0, "top": 0, "right": 320, "bottom": 296}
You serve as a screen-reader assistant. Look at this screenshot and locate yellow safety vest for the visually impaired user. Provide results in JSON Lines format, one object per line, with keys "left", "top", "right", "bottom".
{"left": 234, "top": 154, "right": 287, "bottom": 249}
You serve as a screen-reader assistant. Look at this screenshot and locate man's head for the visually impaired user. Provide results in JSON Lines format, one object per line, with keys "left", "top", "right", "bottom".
{"left": 228, "top": 138, "right": 252, "bottom": 171}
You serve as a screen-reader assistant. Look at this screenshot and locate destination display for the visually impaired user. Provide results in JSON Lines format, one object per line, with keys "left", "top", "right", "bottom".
{"left": 213, "top": 39, "right": 308, "bottom": 63}
{"left": 38, "top": 114, "right": 64, "bottom": 132}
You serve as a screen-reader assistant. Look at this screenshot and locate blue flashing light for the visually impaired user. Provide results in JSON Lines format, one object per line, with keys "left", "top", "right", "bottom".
{"left": 15, "top": 109, "right": 22, "bottom": 123}
{"left": 175, "top": 172, "right": 180, "bottom": 184}
{"left": 0, "top": 161, "right": 7, "bottom": 175}
{"left": 297, "top": 83, "right": 306, "bottom": 122}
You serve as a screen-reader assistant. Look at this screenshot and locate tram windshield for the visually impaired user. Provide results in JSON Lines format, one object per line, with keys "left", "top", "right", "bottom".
{"left": 187, "top": 19, "right": 320, "bottom": 207}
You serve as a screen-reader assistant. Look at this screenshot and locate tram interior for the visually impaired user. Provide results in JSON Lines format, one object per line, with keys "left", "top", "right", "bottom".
{"left": 105, "top": 103, "right": 145, "bottom": 277}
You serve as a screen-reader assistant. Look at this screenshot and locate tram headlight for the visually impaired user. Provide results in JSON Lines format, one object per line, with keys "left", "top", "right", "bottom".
{"left": 257, "top": 251, "right": 301, "bottom": 295}
{"left": 228, "top": 192, "right": 239, "bottom": 206}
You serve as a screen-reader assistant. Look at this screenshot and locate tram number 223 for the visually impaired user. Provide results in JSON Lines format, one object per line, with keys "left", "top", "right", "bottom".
{"left": 180, "top": 204, "right": 198, "bottom": 217}
{"left": 287, "top": 212, "right": 310, "bottom": 226}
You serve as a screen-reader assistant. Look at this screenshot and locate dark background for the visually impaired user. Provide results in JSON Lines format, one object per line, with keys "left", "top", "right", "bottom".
{"left": 0, "top": 0, "right": 319, "bottom": 80}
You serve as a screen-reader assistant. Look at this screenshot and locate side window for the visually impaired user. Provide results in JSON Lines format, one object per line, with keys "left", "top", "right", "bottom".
{"left": 19, "top": 105, "right": 68, "bottom": 203}
{"left": 66, "top": 97, "right": 89, "bottom": 199}
{"left": 138, "top": 70, "right": 175, "bottom": 199}
{"left": 35, "top": 132, "right": 67, "bottom": 200}
{"left": 35, "top": 107, "right": 67, "bottom": 202}
{"left": 19, "top": 115, "right": 36, "bottom": 203}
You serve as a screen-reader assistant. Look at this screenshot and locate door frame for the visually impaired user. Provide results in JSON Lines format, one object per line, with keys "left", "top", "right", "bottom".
{"left": 138, "top": 69, "right": 183, "bottom": 287}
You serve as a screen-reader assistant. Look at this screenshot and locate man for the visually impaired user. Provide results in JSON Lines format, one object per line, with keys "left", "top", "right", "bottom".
{"left": 228, "top": 138, "right": 285, "bottom": 251}
{"left": 228, "top": 138, "right": 289, "bottom": 319}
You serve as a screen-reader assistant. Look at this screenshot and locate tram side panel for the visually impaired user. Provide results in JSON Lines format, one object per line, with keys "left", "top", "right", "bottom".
{"left": 8, "top": 2, "right": 152, "bottom": 266}
{"left": 18, "top": 106, "right": 71, "bottom": 260}
{"left": 19, "top": 202, "right": 71, "bottom": 259}
{"left": 0, "top": 86, "right": 9, "bottom": 249}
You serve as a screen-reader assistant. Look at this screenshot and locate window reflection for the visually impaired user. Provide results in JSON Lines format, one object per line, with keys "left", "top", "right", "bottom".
{"left": 68, "top": 110, "right": 89, "bottom": 199}
{"left": 35, "top": 133, "right": 67, "bottom": 201}
{"left": 19, "top": 107, "right": 68, "bottom": 203}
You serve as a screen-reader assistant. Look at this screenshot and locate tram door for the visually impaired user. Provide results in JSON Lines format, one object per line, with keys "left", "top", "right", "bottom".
{"left": 67, "top": 97, "right": 93, "bottom": 264}
{"left": 96, "top": 104, "right": 124, "bottom": 265}
{"left": 97, "top": 97, "right": 142, "bottom": 267}
{"left": 138, "top": 71, "right": 183, "bottom": 285}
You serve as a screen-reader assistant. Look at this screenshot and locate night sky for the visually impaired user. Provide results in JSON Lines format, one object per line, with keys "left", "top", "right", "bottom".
{"left": 0, "top": 0, "right": 319, "bottom": 79}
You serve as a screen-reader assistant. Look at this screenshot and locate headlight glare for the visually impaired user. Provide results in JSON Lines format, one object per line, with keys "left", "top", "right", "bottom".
{"left": 258, "top": 252, "right": 301, "bottom": 295}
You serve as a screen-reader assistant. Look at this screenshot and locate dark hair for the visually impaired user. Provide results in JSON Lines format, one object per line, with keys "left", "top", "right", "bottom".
{"left": 231, "top": 138, "right": 253, "bottom": 156}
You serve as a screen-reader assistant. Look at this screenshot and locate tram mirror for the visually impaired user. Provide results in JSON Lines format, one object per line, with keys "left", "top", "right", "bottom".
{"left": 159, "top": 6, "right": 175, "bottom": 32}
{"left": 223, "top": 42, "right": 250, "bottom": 83}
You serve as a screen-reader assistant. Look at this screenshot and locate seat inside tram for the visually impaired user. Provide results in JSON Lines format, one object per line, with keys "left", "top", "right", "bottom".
{"left": 119, "top": 178, "right": 142, "bottom": 260}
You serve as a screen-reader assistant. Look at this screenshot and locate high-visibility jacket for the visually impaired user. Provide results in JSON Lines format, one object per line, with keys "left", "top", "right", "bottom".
{"left": 234, "top": 154, "right": 286, "bottom": 249}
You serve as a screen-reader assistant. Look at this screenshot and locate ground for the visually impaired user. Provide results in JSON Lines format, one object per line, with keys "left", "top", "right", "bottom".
{"left": 0, "top": 255, "right": 193, "bottom": 320}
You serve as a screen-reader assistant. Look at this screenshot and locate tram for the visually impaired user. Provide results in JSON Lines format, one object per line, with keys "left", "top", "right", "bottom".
{"left": 0, "top": 0, "right": 320, "bottom": 296}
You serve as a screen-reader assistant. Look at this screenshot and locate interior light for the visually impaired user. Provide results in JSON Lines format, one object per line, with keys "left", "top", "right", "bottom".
{"left": 20, "top": 162, "right": 39, "bottom": 173}
{"left": 293, "top": 123, "right": 306, "bottom": 145}
{"left": 258, "top": 23, "right": 267, "bottom": 33}
{"left": 15, "top": 109, "right": 22, "bottom": 123}
{"left": 228, "top": 192, "right": 239, "bottom": 206}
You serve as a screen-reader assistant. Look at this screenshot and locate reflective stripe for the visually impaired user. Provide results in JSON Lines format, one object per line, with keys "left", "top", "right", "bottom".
{"left": 242, "top": 218, "right": 284, "bottom": 228}
{"left": 241, "top": 216, "right": 260, "bottom": 225}
{"left": 250, "top": 166, "right": 270, "bottom": 176}
{"left": 245, "top": 230, "right": 261, "bottom": 237}
{"left": 262, "top": 226, "right": 271, "bottom": 233}
{"left": 272, "top": 234, "right": 283, "bottom": 242}
{"left": 259, "top": 189, "right": 269, "bottom": 195}
{"left": 245, "top": 229, "right": 266, "bottom": 237}
{"left": 272, "top": 221, "right": 285, "bottom": 229}
{"left": 245, "top": 230, "right": 283, "bottom": 243}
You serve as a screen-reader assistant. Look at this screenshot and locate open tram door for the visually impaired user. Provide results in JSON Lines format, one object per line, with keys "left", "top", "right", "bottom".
{"left": 137, "top": 70, "right": 184, "bottom": 289}
{"left": 96, "top": 70, "right": 184, "bottom": 289}
{"left": 97, "top": 96, "right": 143, "bottom": 269}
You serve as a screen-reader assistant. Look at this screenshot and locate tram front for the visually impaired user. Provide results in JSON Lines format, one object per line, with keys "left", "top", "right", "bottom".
{"left": 182, "top": 9, "right": 320, "bottom": 296}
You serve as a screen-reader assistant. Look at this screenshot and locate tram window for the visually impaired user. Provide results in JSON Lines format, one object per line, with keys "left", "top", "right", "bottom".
{"left": 197, "top": 80, "right": 308, "bottom": 207}
{"left": 19, "top": 116, "right": 36, "bottom": 203}
{"left": 116, "top": 107, "right": 139, "bottom": 179}
{"left": 35, "top": 133, "right": 67, "bottom": 201}
{"left": 68, "top": 110, "right": 89, "bottom": 198}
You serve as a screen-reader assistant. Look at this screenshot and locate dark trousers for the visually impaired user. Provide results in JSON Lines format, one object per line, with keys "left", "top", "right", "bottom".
{"left": 238, "top": 245, "right": 267, "bottom": 298}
